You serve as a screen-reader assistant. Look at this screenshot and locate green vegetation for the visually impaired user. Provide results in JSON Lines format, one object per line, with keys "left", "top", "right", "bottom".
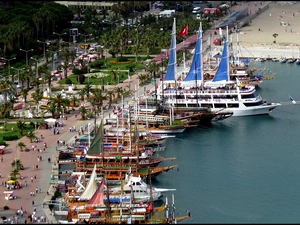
{"left": 0, "top": 121, "right": 42, "bottom": 142}
{"left": 57, "top": 57, "right": 148, "bottom": 85}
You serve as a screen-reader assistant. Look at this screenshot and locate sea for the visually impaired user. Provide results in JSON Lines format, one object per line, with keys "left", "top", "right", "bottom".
{"left": 154, "top": 60, "right": 300, "bottom": 224}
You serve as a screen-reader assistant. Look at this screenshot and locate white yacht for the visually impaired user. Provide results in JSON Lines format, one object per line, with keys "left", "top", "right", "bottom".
{"left": 153, "top": 21, "right": 280, "bottom": 117}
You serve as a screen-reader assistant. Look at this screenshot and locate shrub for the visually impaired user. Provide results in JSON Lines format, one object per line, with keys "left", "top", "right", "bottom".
{"left": 3, "top": 206, "right": 9, "bottom": 210}
{"left": 29, "top": 121, "right": 35, "bottom": 128}
{"left": 0, "top": 141, "right": 7, "bottom": 146}
{"left": 65, "top": 78, "right": 72, "bottom": 84}
{"left": 72, "top": 68, "right": 82, "bottom": 75}
{"left": 117, "top": 57, "right": 128, "bottom": 62}
{"left": 90, "top": 60, "right": 104, "bottom": 69}
{"left": 3, "top": 135, "right": 19, "bottom": 141}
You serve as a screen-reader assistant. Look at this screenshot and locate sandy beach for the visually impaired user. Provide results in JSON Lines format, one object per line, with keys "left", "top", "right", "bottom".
{"left": 238, "top": 1, "right": 300, "bottom": 51}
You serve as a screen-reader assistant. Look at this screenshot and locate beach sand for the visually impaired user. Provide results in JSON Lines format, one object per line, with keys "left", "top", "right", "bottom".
{"left": 238, "top": 1, "right": 300, "bottom": 49}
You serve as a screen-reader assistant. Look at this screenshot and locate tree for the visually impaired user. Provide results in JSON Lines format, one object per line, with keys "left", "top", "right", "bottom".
{"left": 57, "top": 60, "right": 70, "bottom": 80}
{"left": 70, "top": 95, "right": 80, "bottom": 108}
{"left": 48, "top": 93, "right": 70, "bottom": 118}
{"left": 16, "top": 121, "right": 26, "bottom": 136}
{"left": 26, "top": 131, "right": 36, "bottom": 143}
{"left": 79, "top": 106, "right": 88, "bottom": 120}
{"left": 273, "top": 33, "right": 278, "bottom": 43}
{"left": 31, "top": 89, "right": 43, "bottom": 105}
{"left": 17, "top": 141, "right": 26, "bottom": 152}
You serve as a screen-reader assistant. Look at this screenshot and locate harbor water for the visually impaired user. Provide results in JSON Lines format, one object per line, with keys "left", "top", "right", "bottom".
{"left": 154, "top": 60, "right": 300, "bottom": 223}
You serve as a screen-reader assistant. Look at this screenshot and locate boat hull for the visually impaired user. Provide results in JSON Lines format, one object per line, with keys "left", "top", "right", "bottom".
{"left": 211, "top": 103, "right": 281, "bottom": 116}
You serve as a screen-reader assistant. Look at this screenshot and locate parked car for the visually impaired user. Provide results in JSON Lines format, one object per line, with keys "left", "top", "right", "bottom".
{"left": 192, "top": 7, "right": 201, "bottom": 14}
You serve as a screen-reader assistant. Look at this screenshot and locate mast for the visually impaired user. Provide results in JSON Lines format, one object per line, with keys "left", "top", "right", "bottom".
{"left": 226, "top": 26, "right": 230, "bottom": 81}
{"left": 174, "top": 18, "right": 177, "bottom": 81}
{"left": 173, "top": 18, "right": 178, "bottom": 113}
{"left": 199, "top": 22, "right": 203, "bottom": 91}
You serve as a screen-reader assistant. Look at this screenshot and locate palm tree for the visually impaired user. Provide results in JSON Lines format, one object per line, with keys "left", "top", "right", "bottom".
{"left": 11, "top": 159, "right": 23, "bottom": 171}
{"left": 20, "top": 88, "right": 29, "bottom": 103}
{"left": 70, "top": 95, "right": 80, "bottom": 108}
{"left": 57, "top": 60, "right": 70, "bottom": 80}
{"left": 48, "top": 93, "right": 70, "bottom": 117}
{"left": 114, "top": 86, "right": 124, "bottom": 99}
{"left": 84, "top": 84, "right": 92, "bottom": 99}
{"left": 17, "top": 141, "right": 26, "bottom": 152}
{"left": 77, "top": 89, "right": 86, "bottom": 102}
{"left": 106, "top": 90, "right": 115, "bottom": 109}
{"left": 26, "top": 131, "right": 36, "bottom": 143}
{"left": 16, "top": 121, "right": 26, "bottom": 136}
{"left": 79, "top": 106, "right": 88, "bottom": 120}
{"left": 31, "top": 77, "right": 42, "bottom": 90}
{"left": 31, "top": 89, "right": 43, "bottom": 105}
{"left": 46, "top": 101, "right": 57, "bottom": 118}
{"left": 90, "top": 88, "right": 107, "bottom": 109}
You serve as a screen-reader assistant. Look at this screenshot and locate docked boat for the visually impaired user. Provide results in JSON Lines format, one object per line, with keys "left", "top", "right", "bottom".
{"left": 153, "top": 21, "right": 281, "bottom": 117}
{"left": 280, "top": 57, "right": 287, "bottom": 63}
{"left": 272, "top": 57, "right": 279, "bottom": 62}
{"left": 286, "top": 58, "right": 296, "bottom": 63}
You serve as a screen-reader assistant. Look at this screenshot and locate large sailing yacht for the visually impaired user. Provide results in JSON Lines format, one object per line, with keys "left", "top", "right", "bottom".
{"left": 154, "top": 22, "right": 281, "bottom": 117}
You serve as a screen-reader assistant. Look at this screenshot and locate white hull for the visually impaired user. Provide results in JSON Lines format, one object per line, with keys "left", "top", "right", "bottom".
{"left": 210, "top": 103, "right": 281, "bottom": 116}
{"left": 148, "top": 128, "right": 185, "bottom": 134}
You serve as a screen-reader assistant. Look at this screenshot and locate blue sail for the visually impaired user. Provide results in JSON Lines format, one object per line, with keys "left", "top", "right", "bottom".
{"left": 164, "top": 19, "right": 176, "bottom": 82}
{"left": 183, "top": 30, "right": 202, "bottom": 82}
{"left": 212, "top": 37, "right": 229, "bottom": 82}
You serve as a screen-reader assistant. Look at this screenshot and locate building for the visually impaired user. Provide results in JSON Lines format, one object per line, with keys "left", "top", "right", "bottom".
{"left": 54, "top": 1, "right": 115, "bottom": 13}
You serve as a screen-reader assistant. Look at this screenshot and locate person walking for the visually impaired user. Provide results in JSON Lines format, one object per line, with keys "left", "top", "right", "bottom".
{"left": 32, "top": 200, "right": 35, "bottom": 206}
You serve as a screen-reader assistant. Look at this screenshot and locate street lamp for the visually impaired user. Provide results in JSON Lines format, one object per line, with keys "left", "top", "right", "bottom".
{"left": 37, "top": 40, "right": 47, "bottom": 61}
{"left": 20, "top": 48, "right": 34, "bottom": 66}
{"left": 0, "top": 57, "right": 16, "bottom": 78}
{"left": 30, "top": 57, "right": 39, "bottom": 78}
{"left": 53, "top": 32, "right": 67, "bottom": 49}
{"left": 47, "top": 49, "right": 60, "bottom": 72}
{"left": 11, "top": 67, "right": 25, "bottom": 89}
{"left": 79, "top": 33, "right": 91, "bottom": 53}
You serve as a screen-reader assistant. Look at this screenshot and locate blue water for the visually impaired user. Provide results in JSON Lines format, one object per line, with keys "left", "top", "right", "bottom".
{"left": 155, "top": 60, "right": 300, "bottom": 223}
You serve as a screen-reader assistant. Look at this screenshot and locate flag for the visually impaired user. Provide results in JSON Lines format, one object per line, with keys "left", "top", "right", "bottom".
{"left": 179, "top": 25, "right": 188, "bottom": 37}
{"left": 289, "top": 95, "right": 296, "bottom": 104}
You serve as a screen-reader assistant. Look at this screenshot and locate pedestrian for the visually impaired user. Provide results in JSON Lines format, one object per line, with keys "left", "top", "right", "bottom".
{"left": 31, "top": 177, "right": 33, "bottom": 182}
{"left": 32, "top": 200, "right": 35, "bottom": 206}
{"left": 0, "top": 172, "right": 1, "bottom": 178}
{"left": 34, "top": 174, "right": 37, "bottom": 179}
{"left": 24, "top": 181, "right": 27, "bottom": 187}
{"left": 1, "top": 155, "right": 3, "bottom": 162}
{"left": 40, "top": 134, "right": 43, "bottom": 139}
{"left": 38, "top": 187, "right": 41, "bottom": 193}
{"left": 35, "top": 188, "right": 38, "bottom": 194}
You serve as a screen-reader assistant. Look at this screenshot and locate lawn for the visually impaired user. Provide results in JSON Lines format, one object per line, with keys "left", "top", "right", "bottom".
{"left": 0, "top": 120, "right": 45, "bottom": 143}
{"left": 57, "top": 56, "right": 149, "bottom": 85}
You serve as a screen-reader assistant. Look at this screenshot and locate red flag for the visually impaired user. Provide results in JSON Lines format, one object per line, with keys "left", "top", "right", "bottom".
{"left": 179, "top": 25, "right": 188, "bottom": 37}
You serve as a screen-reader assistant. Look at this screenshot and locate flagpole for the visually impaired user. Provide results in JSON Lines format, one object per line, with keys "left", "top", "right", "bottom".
{"left": 174, "top": 18, "right": 177, "bottom": 82}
